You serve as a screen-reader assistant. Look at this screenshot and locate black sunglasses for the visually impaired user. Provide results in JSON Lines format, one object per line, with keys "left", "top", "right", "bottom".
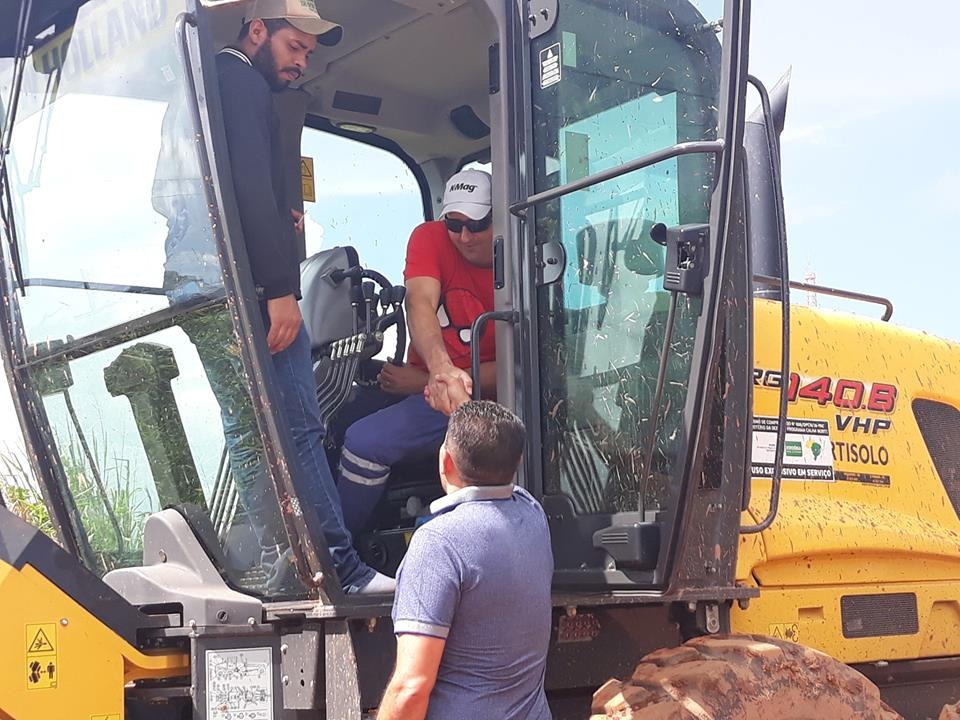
{"left": 444, "top": 213, "right": 493, "bottom": 234}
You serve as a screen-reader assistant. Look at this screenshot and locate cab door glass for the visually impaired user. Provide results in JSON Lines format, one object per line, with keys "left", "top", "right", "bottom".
{"left": 530, "top": 0, "right": 723, "bottom": 523}
{"left": 0, "top": 0, "right": 299, "bottom": 596}
{"left": 1, "top": 0, "right": 218, "bottom": 347}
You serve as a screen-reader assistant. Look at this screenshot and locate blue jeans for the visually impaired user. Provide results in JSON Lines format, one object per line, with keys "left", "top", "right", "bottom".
{"left": 264, "top": 305, "right": 375, "bottom": 591}
{"left": 182, "top": 305, "right": 299, "bottom": 594}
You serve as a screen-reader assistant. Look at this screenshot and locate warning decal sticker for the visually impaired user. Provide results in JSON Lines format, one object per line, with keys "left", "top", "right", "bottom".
{"left": 27, "top": 627, "right": 55, "bottom": 654}
{"left": 300, "top": 157, "right": 315, "bottom": 203}
{"left": 25, "top": 623, "right": 58, "bottom": 690}
{"left": 539, "top": 43, "right": 561, "bottom": 89}
{"left": 768, "top": 623, "right": 801, "bottom": 643}
{"left": 751, "top": 416, "right": 835, "bottom": 482}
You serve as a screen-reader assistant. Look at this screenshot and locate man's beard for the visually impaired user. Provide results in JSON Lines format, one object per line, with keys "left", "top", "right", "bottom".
{"left": 252, "top": 41, "right": 300, "bottom": 92}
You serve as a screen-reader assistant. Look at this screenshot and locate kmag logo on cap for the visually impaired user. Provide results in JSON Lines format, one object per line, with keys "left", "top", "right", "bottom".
{"left": 442, "top": 169, "right": 492, "bottom": 221}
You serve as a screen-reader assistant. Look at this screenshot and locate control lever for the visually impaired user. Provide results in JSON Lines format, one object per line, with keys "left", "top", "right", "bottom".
{"left": 330, "top": 266, "right": 363, "bottom": 284}
{"left": 349, "top": 284, "right": 363, "bottom": 334}
{"left": 362, "top": 281, "right": 376, "bottom": 334}
{"left": 379, "top": 285, "right": 406, "bottom": 308}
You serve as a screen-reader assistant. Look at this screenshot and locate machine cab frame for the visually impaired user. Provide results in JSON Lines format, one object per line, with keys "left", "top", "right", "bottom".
{"left": 0, "top": 0, "right": 753, "bottom": 610}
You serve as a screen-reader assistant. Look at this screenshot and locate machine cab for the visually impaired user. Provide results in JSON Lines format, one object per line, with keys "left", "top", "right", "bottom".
{"left": 0, "top": 0, "right": 752, "bottom": 609}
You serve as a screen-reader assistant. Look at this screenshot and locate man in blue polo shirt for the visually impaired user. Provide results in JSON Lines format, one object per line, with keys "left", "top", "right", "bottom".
{"left": 377, "top": 401, "right": 554, "bottom": 720}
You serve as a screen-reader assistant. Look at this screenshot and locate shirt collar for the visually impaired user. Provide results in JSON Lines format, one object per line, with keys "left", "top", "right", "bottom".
{"left": 218, "top": 47, "right": 253, "bottom": 67}
{"left": 429, "top": 484, "right": 515, "bottom": 515}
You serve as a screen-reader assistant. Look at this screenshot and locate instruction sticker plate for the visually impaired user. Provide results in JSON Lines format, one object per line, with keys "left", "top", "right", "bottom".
{"left": 751, "top": 416, "right": 835, "bottom": 482}
{"left": 206, "top": 647, "right": 273, "bottom": 720}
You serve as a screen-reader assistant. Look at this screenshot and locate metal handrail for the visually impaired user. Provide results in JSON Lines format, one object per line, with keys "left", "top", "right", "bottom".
{"left": 754, "top": 274, "right": 893, "bottom": 322}
{"left": 741, "top": 74, "right": 789, "bottom": 536}
{"left": 509, "top": 140, "right": 725, "bottom": 217}
{"left": 469, "top": 310, "right": 518, "bottom": 399}
{"left": 22, "top": 277, "right": 167, "bottom": 295}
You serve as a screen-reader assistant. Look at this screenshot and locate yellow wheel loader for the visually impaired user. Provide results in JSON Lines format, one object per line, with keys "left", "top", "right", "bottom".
{"left": 0, "top": 0, "right": 956, "bottom": 718}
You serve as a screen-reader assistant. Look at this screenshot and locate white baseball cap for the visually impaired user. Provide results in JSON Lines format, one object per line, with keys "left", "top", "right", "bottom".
{"left": 245, "top": 0, "right": 343, "bottom": 46}
{"left": 441, "top": 169, "right": 492, "bottom": 220}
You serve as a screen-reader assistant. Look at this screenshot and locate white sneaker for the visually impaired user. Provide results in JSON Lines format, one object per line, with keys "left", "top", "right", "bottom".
{"left": 353, "top": 571, "right": 396, "bottom": 594}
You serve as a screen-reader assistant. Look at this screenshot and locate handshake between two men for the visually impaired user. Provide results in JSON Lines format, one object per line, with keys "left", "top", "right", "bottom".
{"left": 334, "top": 168, "right": 498, "bottom": 535}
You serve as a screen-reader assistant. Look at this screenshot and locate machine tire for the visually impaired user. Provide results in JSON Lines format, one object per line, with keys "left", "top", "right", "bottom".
{"left": 590, "top": 634, "right": 901, "bottom": 720}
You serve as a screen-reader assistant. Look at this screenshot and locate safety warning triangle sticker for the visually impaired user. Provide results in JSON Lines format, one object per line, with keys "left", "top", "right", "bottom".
{"left": 28, "top": 628, "right": 55, "bottom": 654}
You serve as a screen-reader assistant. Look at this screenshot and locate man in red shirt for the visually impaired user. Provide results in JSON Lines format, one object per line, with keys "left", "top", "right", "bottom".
{"left": 336, "top": 169, "right": 497, "bottom": 536}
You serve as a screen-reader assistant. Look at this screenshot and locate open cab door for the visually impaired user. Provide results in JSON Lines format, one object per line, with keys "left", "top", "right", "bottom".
{"left": 0, "top": 0, "right": 341, "bottom": 601}
{"left": 502, "top": 0, "right": 754, "bottom": 603}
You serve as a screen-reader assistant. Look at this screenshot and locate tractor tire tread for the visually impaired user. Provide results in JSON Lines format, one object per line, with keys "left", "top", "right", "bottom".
{"left": 590, "top": 634, "right": 902, "bottom": 720}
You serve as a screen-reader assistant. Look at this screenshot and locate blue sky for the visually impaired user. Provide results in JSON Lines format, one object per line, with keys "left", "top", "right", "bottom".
{"left": 749, "top": 1, "right": 960, "bottom": 338}
{"left": 3, "top": 1, "right": 959, "bottom": 459}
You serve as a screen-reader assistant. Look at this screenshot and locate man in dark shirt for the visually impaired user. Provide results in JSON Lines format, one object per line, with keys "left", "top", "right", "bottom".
{"left": 212, "top": 0, "right": 391, "bottom": 594}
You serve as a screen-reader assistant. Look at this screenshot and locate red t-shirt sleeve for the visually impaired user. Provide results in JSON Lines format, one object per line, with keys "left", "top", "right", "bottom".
{"left": 404, "top": 222, "right": 444, "bottom": 282}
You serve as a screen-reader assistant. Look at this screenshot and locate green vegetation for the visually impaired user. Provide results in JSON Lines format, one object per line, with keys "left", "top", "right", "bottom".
{"left": 1, "top": 436, "right": 149, "bottom": 574}
{"left": 1, "top": 448, "right": 55, "bottom": 536}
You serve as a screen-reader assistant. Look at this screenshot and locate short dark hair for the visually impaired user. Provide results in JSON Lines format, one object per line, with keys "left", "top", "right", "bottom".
{"left": 446, "top": 401, "right": 525, "bottom": 487}
{"left": 238, "top": 17, "right": 291, "bottom": 41}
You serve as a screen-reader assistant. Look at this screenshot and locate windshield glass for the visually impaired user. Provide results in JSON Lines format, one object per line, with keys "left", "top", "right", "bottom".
{"left": 529, "top": 0, "right": 722, "bottom": 562}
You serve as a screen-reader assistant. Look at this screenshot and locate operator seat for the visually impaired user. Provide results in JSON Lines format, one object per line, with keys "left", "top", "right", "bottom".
{"left": 299, "top": 246, "right": 440, "bottom": 575}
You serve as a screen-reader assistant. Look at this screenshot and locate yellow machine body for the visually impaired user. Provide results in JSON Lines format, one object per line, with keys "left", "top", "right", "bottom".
{"left": 734, "top": 300, "right": 960, "bottom": 663}
{"left": 0, "top": 556, "right": 188, "bottom": 720}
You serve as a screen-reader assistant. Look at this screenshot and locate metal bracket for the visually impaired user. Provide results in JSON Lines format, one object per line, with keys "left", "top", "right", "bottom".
{"left": 704, "top": 603, "right": 721, "bottom": 634}
{"left": 651, "top": 223, "right": 710, "bottom": 297}
{"left": 538, "top": 240, "right": 566, "bottom": 286}
{"left": 526, "top": 0, "right": 558, "bottom": 39}
{"left": 281, "top": 630, "right": 322, "bottom": 710}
